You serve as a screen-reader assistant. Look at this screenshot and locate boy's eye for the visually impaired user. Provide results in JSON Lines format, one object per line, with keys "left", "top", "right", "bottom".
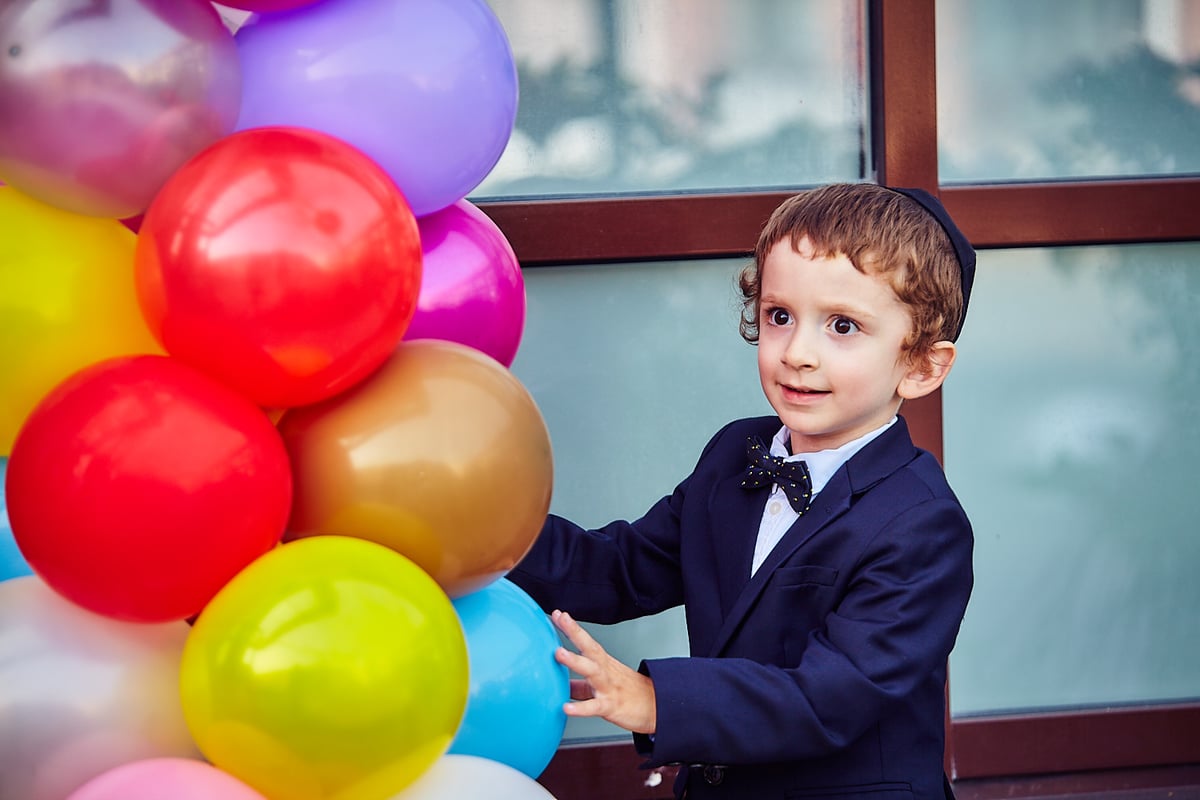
{"left": 766, "top": 307, "right": 791, "bottom": 326}
{"left": 831, "top": 316, "right": 859, "bottom": 335}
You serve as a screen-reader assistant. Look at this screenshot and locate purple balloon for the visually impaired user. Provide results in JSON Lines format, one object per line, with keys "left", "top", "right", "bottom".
{"left": 406, "top": 200, "right": 526, "bottom": 367}
{"left": 0, "top": 0, "right": 241, "bottom": 219}
{"left": 234, "top": 0, "right": 518, "bottom": 217}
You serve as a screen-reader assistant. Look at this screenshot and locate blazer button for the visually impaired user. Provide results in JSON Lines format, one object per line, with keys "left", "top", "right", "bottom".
{"left": 702, "top": 765, "right": 725, "bottom": 785}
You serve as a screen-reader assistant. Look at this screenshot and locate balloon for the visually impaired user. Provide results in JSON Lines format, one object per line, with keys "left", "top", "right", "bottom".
{"left": 180, "top": 536, "right": 469, "bottom": 800}
{"left": 217, "top": 0, "right": 321, "bottom": 11}
{"left": 0, "top": 458, "right": 32, "bottom": 582}
{"left": 0, "top": 187, "right": 163, "bottom": 455}
{"left": 405, "top": 200, "right": 526, "bottom": 367}
{"left": 135, "top": 126, "right": 423, "bottom": 408}
{"left": 0, "top": 0, "right": 240, "bottom": 218}
{"left": 390, "top": 755, "right": 558, "bottom": 800}
{"left": 0, "top": 577, "right": 200, "bottom": 800}
{"left": 450, "top": 580, "right": 568, "bottom": 777}
{"left": 6, "top": 355, "right": 292, "bottom": 622}
{"left": 280, "top": 340, "right": 553, "bottom": 598}
{"left": 235, "top": 0, "right": 518, "bottom": 216}
{"left": 68, "top": 758, "right": 267, "bottom": 800}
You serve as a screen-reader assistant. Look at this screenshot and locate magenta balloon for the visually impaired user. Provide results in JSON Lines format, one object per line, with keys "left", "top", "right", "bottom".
{"left": 405, "top": 201, "right": 526, "bottom": 367}
{"left": 216, "top": 1, "right": 319, "bottom": 11}
{"left": 0, "top": 0, "right": 241, "bottom": 219}
{"left": 234, "top": 0, "right": 517, "bottom": 217}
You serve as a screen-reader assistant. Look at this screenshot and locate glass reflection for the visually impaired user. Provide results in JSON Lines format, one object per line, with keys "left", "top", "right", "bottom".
{"left": 938, "top": 0, "right": 1200, "bottom": 181}
{"left": 475, "top": 0, "right": 867, "bottom": 198}
{"left": 945, "top": 243, "right": 1200, "bottom": 715}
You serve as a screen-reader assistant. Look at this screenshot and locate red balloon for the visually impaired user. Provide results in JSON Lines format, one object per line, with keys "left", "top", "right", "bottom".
{"left": 135, "top": 126, "right": 422, "bottom": 408}
{"left": 6, "top": 355, "right": 293, "bottom": 622}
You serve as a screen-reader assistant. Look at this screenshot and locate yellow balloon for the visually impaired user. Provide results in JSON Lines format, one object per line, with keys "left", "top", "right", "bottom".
{"left": 0, "top": 187, "right": 163, "bottom": 454}
{"left": 179, "top": 536, "right": 469, "bottom": 800}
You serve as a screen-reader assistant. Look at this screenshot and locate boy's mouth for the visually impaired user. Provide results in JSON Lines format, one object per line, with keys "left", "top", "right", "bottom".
{"left": 781, "top": 384, "right": 828, "bottom": 399}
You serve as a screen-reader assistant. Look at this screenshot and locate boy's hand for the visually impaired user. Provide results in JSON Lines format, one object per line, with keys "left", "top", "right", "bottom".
{"left": 551, "top": 609, "right": 657, "bottom": 735}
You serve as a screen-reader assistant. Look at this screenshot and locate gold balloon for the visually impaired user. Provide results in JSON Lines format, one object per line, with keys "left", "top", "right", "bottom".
{"left": 280, "top": 340, "right": 553, "bottom": 597}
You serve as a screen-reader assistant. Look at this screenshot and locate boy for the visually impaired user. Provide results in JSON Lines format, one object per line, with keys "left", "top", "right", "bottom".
{"left": 510, "top": 183, "right": 975, "bottom": 800}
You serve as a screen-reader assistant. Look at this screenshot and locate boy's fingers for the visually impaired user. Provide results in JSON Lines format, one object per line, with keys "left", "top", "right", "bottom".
{"left": 555, "top": 645, "right": 596, "bottom": 677}
{"left": 563, "top": 698, "right": 605, "bottom": 718}
{"left": 568, "top": 678, "right": 594, "bottom": 701}
{"left": 552, "top": 609, "right": 603, "bottom": 656}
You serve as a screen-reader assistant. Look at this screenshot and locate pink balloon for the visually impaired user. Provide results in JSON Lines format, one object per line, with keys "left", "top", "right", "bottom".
{"left": 67, "top": 758, "right": 267, "bottom": 800}
{"left": 405, "top": 201, "right": 526, "bottom": 366}
{"left": 0, "top": 0, "right": 241, "bottom": 218}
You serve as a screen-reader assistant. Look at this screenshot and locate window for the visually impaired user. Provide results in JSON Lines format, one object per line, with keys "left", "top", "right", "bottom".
{"left": 945, "top": 243, "right": 1200, "bottom": 716}
{"left": 478, "top": 0, "right": 1200, "bottom": 795}
{"left": 938, "top": 0, "right": 1200, "bottom": 182}
{"left": 477, "top": 0, "right": 867, "bottom": 199}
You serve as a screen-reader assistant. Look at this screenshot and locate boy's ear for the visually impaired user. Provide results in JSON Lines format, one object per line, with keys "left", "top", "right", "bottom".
{"left": 898, "top": 341, "right": 957, "bottom": 400}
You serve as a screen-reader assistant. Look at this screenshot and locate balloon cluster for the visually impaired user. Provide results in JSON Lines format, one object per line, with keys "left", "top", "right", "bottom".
{"left": 0, "top": 2, "right": 564, "bottom": 799}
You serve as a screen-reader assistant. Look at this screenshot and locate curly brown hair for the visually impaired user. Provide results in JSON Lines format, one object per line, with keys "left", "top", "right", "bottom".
{"left": 738, "top": 183, "right": 965, "bottom": 362}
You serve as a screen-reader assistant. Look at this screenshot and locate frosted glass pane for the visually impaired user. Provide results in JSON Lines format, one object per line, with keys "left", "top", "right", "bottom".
{"left": 476, "top": 0, "right": 867, "bottom": 199}
{"left": 937, "top": 0, "right": 1200, "bottom": 181}
{"left": 510, "top": 259, "right": 772, "bottom": 741}
{"left": 944, "top": 243, "right": 1200, "bottom": 716}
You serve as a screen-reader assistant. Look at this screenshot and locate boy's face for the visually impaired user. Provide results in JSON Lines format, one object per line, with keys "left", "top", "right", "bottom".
{"left": 757, "top": 237, "right": 922, "bottom": 454}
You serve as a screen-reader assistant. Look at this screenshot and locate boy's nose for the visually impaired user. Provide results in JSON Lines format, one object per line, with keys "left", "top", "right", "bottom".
{"left": 781, "top": 328, "right": 818, "bottom": 369}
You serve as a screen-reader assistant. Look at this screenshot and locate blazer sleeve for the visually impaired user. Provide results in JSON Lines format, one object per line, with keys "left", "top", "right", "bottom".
{"left": 507, "top": 499, "right": 686, "bottom": 623}
{"left": 508, "top": 422, "right": 735, "bottom": 623}
{"left": 636, "top": 493, "right": 973, "bottom": 766}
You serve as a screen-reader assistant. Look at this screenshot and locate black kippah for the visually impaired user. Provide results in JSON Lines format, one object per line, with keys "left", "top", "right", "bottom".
{"left": 888, "top": 186, "right": 976, "bottom": 342}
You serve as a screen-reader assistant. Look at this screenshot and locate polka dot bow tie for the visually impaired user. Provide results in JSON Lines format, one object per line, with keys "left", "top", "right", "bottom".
{"left": 741, "top": 436, "right": 813, "bottom": 515}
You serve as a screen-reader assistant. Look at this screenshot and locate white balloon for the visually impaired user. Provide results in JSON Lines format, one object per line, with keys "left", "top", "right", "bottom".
{"left": 0, "top": 577, "right": 201, "bottom": 800}
{"left": 391, "top": 754, "right": 559, "bottom": 800}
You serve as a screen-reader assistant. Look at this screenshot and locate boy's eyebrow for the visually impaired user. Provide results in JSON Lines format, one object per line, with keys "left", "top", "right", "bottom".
{"left": 825, "top": 300, "right": 878, "bottom": 319}
{"left": 761, "top": 293, "right": 878, "bottom": 321}
{"left": 819, "top": 306, "right": 882, "bottom": 328}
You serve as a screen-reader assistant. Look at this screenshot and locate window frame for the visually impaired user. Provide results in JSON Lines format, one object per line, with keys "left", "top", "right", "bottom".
{"left": 476, "top": 0, "right": 1200, "bottom": 792}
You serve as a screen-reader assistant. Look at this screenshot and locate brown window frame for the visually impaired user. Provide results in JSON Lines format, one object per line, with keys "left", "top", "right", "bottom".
{"left": 477, "top": 1, "right": 1200, "bottom": 795}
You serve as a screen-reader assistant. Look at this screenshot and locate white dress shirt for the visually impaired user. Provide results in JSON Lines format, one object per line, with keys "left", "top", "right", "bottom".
{"left": 750, "top": 417, "right": 897, "bottom": 575}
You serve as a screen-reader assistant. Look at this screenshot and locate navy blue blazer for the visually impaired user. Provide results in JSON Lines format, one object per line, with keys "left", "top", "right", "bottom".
{"left": 511, "top": 415, "right": 973, "bottom": 800}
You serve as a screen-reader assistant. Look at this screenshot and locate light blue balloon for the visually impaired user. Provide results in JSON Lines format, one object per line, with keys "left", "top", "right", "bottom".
{"left": 0, "top": 458, "right": 33, "bottom": 582}
{"left": 450, "top": 578, "right": 568, "bottom": 778}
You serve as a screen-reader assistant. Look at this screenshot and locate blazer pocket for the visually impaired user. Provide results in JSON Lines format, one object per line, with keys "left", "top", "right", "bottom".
{"left": 786, "top": 782, "right": 913, "bottom": 800}
{"left": 774, "top": 564, "right": 840, "bottom": 665}
{"left": 772, "top": 564, "right": 839, "bottom": 588}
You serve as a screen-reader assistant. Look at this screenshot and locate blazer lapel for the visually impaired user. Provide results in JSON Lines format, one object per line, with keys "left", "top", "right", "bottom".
{"left": 705, "top": 472, "right": 853, "bottom": 657}
{"left": 704, "top": 417, "right": 920, "bottom": 658}
{"left": 704, "top": 417, "right": 794, "bottom": 620}
{"left": 706, "top": 471, "right": 771, "bottom": 619}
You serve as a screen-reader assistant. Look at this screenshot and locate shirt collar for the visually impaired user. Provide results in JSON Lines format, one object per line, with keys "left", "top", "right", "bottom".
{"left": 770, "top": 417, "right": 898, "bottom": 497}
